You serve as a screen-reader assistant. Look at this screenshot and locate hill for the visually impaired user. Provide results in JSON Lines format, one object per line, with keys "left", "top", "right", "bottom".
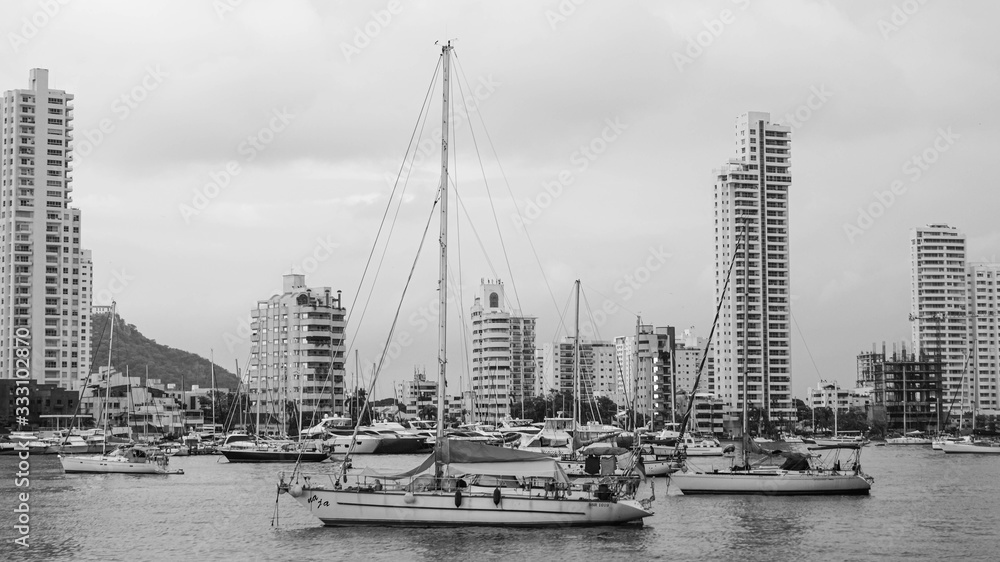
{"left": 89, "top": 312, "right": 240, "bottom": 391}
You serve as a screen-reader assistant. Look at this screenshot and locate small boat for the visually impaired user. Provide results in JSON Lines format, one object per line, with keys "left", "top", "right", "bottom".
{"left": 221, "top": 440, "right": 329, "bottom": 463}
{"left": 885, "top": 431, "right": 932, "bottom": 445}
{"left": 60, "top": 444, "right": 184, "bottom": 475}
{"left": 812, "top": 431, "right": 868, "bottom": 447}
{"left": 940, "top": 440, "right": 1000, "bottom": 454}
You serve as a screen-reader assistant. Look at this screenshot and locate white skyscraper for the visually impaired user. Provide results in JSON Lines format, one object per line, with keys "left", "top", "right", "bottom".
{"left": 1, "top": 69, "right": 93, "bottom": 390}
{"left": 910, "top": 225, "right": 968, "bottom": 416}
{"left": 469, "top": 279, "right": 536, "bottom": 423}
{"left": 967, "top": 262, "right": 1000, "bottom": 417}
{"left": 712, "top": 111, "right": 793, "bottom": 426}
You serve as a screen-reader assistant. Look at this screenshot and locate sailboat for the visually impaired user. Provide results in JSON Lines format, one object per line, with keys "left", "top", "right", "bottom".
{"left": 669, "top": 217, "right": 872, "bottom": 495}
{"left": 277, "top": 43, "right": 652, "bottom": 526}
{"left": 60, "top": 302, "right": 183, "bottom": 475}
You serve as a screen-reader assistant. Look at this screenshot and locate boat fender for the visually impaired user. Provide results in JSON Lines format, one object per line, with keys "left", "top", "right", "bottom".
{"left": 289, "top": 485, "right": 304, "bottom": 498}
{"left": 493, "top": 487, "right": 501, "bottom": 506}
{"left": 404, "top": 492, "right": 416, "bottom": 504}
{"left": 454, "top": 489, "right": 463, "bottom": 507}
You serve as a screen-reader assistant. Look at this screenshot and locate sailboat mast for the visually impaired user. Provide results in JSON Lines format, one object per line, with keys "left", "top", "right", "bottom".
{"left": 633, "top": 317, "right": 640, "bottom": 433}
{"left": 210, "top": 349, "right": 217, "bottom": 436}
{"left": 573, "top": 280, "right": 580, "bottom": 436}
{"left": 103, "top": 302, "right": 116, "bottom": 454}
{"left": 435, "top": 41, "right": 452, "bottom": 448}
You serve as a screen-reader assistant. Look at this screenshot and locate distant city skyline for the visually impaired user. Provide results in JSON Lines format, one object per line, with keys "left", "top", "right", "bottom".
{"left": 2, "top": 1, "right": 997, "bottom": 402}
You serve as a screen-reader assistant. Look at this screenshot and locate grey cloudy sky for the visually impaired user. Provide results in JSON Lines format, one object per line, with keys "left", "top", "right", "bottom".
{"left": 4, "top": 0, "right": 998, "bottom": 399}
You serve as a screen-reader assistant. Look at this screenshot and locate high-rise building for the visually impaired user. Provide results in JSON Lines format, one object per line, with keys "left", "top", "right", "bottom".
{"left": 1, "top": 69, "right": 93, "bottom": 390}
{"left": 712, "top": 111, "right": 793, "bottom": 424}
{"left": 967, "top": 262, "right": 1000, "bottom": 417}
{"left": 542, "top": 337, "right": 617, "bottom": 404}
{"left": 469, "top": 279, "right": 536, "bottom": 424}
{"left": 614, "top": 323, "right": 673, "bottom": 424}
{"left": 910, "top": 224, "right": 969, "bottom": 416}
{"left": 248, "top": 274, "right": 346, "bottom": 434}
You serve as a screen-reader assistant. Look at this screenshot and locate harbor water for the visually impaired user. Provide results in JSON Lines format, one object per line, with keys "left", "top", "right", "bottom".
{"left": 3, "top": 446, "right": 998, "bottom": 561}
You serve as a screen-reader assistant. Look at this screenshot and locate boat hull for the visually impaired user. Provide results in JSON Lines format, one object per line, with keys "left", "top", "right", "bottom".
{"left": 324, "top": 437, "right": 382, "bottom": 455}
{"left": 222, "top": 449, "right": 330, "bottom": 463}
{"left": 941, "top": 442, "right": 1000, "bottom": 454}
{"left": 670, "top": 470, "right": 872, "bottom": 495}
{"left": 287, "top": 486, "right": 651, "bottom": 527}
{"left": 59, "top": 454, "right": 183, "bottom": 475}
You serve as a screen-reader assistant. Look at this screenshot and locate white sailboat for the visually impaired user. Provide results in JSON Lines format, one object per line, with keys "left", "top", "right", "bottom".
{"left": 60, "top": 302, "right": 183, "bottom": 475}
{"left": 277, "top": 43, "right": 652, "bottom": 526}
{"left": 669, "top": 217, "right": 872, "bottom": 495}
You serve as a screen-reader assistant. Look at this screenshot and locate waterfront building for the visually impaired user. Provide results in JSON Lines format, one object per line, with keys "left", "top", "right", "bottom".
{"left": 249, "top": 274, "right": 346, "bottom": 435}
{"left": 712, "top": 111, "right": 793, "bottom": 424}
{"left": 910, "top": 224, "right": 969, "bottom": 420}
{"left": 78, "top": 367, "right": 187, "bottom": 438}
{"left": 395, "top": 367, "right": 439, "bottom": 419}
{"left": 864, "top": 344, "right": 943, "bottom": 433}
{"left": 469, "top": 279, "right": 536, "bottom": 424}
{"left": 673, "top": 327, "right": 713, "bottom": 407}
{"left": 543, "top": 337, "right": 617, "bottom": 404}
{"left": 0, "top": 69, "right": 93, "bottom": 390}
{"left": 0, "top": 378, "right": 79, "bottom": 429}
{"left": 614, "top": 324, "right": 673, "bottom": 425}
{"left": 806, "top": 380, "right": 851, "bottom": 412}
{"left": 967, "top": 262, "right": 1000, "bottom": 418}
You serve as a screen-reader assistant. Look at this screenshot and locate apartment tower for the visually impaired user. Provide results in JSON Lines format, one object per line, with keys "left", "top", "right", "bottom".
{"left": 910, "top": 225, "right": 968, "bottom": 417}
{"left": 712, "top": 111, "right": 793, "bottom": 427}
{"left": 249, "top": 274, "right": 346, "bottom": 434}
{"left": 966, "top": 262, "right": 999, "bottom": 417}
{"left": 469, "top": 279, "right": 536, "bottom": 424}
{"left": 1, "top": 69, "right": 93, "bottom": 389}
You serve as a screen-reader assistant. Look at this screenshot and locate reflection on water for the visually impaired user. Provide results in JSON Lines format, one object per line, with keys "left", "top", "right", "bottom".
{"left": 2, "top": 447, "right": 998, "bottom": 561}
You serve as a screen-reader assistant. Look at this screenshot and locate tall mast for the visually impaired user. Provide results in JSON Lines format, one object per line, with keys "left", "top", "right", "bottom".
{"left": 102, "top": 301, "right": 116, "bottom": 454}
{"left": 573, "top": 280, "right": 580, "bottom": 436}
{"left": 210, "top": 348, "right": 217, "bottom": 436}
{"left": 633, "top": 317, "right": 640, "bottom": 433}
{"left": 435, "top": 41, "right": 452, "bottom": 450}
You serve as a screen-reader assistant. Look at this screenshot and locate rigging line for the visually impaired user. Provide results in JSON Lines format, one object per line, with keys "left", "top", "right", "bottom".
{"left": 580, "top": 281, "right": 641, "bottom": 318}
{"left": 580, "top": 287, "right": 603, "bottom": 342}
{"left": 676, "top": 215, "right": 747, "bottom": 445}
{"left": 449, "top": 176, "right": 501, "bottom": 280}
{"left": 453, "top": 51, "right": 523, "bottom": 314}
{"left": 343, "top": 56, "right": 442, "bottom": 358}
{"left": 340, "top": 190, "right": 441, "bottom": 475}
{"left": 790, "top": 308, "right": 823, "bottom": 379}
{"left": 451, "top": 50, "right": 564, "bottom": 323}
{"left": 60, "top": 313, "right": 112, "bottom": 446}
{"left": 549, "top": 287, "right": 574, "bottom": 345}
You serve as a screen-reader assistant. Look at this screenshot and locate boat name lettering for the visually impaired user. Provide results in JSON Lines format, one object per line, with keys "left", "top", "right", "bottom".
{"left": 306, "top": 495, "right": 330, "bottom": 507}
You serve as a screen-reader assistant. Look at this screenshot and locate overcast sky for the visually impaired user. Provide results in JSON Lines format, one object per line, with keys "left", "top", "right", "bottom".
{"left": 4, "top": 0, "right": 998, "bottom": 400}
